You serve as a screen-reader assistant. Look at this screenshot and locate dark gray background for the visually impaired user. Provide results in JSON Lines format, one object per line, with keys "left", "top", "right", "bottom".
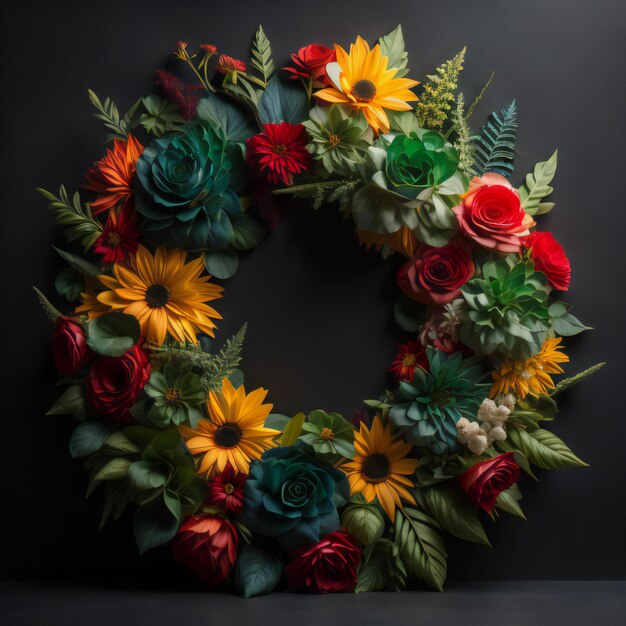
{"left": 1, "top": 0, "right": 624, "bottom": 585}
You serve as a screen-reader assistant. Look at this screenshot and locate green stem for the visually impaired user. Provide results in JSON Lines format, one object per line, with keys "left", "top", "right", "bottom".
{"left": 271, "top": 180, "right": 352, "bottom": 195}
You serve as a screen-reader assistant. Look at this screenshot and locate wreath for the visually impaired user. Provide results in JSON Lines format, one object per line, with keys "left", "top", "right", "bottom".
{"left": 36, "top": 26, "right": 603, "bottom": 597}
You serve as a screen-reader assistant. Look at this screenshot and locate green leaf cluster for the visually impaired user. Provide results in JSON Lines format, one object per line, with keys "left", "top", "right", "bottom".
{"left": 250, "top": 26, "right": 275, "bottom": 87}
{"left": 298, "top": 410, "right": 355, "bottom": 459}
{"left": 138, "top": 95, "right": 185, "bottom": 137}
{"left": 519, "top": 150, "right": 558, "bottom": 215}
{"left": 341, "top": 502, "right": 385, "bottom": 546}
{"left": 378, "top": 25, "right": 409, "bottom": 77}
{"left": 356, "top": 538, "right": 407, "bottom": 592}
{"left": 88, "top": 89, "right": 140, "bottom": 141}
{"left": 86, "top": 312, "right": 140, "bottom": 357}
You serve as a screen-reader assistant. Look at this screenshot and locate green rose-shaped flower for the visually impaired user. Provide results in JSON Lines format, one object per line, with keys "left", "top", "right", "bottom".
{"left": 385, "top": 131, "right": 459, "bottom": 198}
{"left": 242, "top": 446, "right": 350, "bottom": 551}
{"left": 135, "top": 120, "right": 243, "bottom": 250}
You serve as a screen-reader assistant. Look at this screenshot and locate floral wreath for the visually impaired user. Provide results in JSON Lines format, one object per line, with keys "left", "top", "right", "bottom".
{"left": 37, "top": 26, "right": 603, "bottom": 596}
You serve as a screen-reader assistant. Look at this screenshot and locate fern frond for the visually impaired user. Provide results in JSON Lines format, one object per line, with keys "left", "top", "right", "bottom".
{"left": 33, "top": 286, "right": 62, "bottom": 322}
{"left": 88, "top": 89, "right": 131, "bottom": 141}
{"left": 272, "top": 179, "right": 359, "bottom": 213}
{"left": 250, "top": 26, "right": 275, "bottom": 87}
{"left": 416, "top": 47, "right": 466, "bottom": 130}
{"left": 472, "top": 100, "right": 518, "bottom": 177}
{"left": 450, "top": 94, "right": 475, "bottom": 175}
{"left": 38, "top": 185, "right": 102, "bottom": 252}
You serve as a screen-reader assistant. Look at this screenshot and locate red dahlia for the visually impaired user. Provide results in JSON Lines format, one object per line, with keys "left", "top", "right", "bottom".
{"left": 389, "top": 339, "right": 428, "bottom": 382}
{"left": 93, "top": 207, "right": 141, "bottom": 264}
{"left": 246, "top": 122, "right": 311, "bottom": 186}
{"left": 216, "top": 55, "right": 247, "bottom": 74}
{"left": 206, "top": 463, "right": 247, "bottom": 514}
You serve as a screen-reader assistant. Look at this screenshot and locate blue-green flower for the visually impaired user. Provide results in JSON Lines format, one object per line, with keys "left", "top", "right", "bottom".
{"left": 242, "top": 446, "right": 349, "bottom": 551}
{"left": 389, "top": 348, "right": 489, "bottom": 455}
{"left": 135, "top": 120, "right": 243, "bottom": 250}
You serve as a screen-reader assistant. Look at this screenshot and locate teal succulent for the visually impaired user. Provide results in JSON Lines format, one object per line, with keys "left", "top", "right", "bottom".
{"left": 242, "top": 446, "right": 350, "bottom": 551}
{"left": 144, "top": 363, "right": 205, "bottom": 427}
{"left": 385, "top": 130, "right": 459, "bottom": 198}
{"left": 302, "top": 105, "right": 373, "bottom": 176}
{"left": 298, "top": 409, "right": 355, "bottom": 459}
{"left": 460, "top": 258, "right": 551, "bottom": 360}
{"left": 135, "top": 120, "right": 243, "bottom": 250}
{"left": 389, "top": 348, "right": 489, "bottom": 455}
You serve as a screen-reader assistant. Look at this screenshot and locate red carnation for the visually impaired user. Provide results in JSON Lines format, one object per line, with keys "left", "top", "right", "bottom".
{"left": 85, "top": 344, "right": 150, "bottom": 423}
{"left": 173, "top": 515, "right": 238, "bottom": 586}
{"left": 206, "top": 463, "right": 247, "bottom": 514}
{"left": 389, "top": 339, "right": 428, "bottom": 382}
{"left": 397, "top": 237, "right": 475, "bottom": 305}
{"left": 52, "top": 317, "right": 95, "bottom": 376}
{"left": 283, "top": 44, "right": 336, "bottom": 87}
{"left": 93, "top": 207, "right": 140, "bottom": 264}
{"left": 285, "top": 531, "right": 361, "bottom": 593}
{"left": 155, "top": 69, "right": 203, "bottom": 121}
{"left": 200, "top": 44, "right": 217, "bottom": 54}
{"left": 246, "top": 122, "right": 311, "bottom": 186}
{"left": 216, "top": 55, "right": 247, "bottom": 74}
{"left": 458, "top": 452, "right": 520, "bottom": 514}
{"left": 522, "top": 231, "right": 571, "bottom": 291}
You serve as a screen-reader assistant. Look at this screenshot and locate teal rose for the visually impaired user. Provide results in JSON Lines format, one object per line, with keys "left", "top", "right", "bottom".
{"left": 135, "top": 120, "right": 243, "bottom": 250}
{"left": 242, "top": 447, "right": 349, "bottom": 551}
{"left": 385, "top": 131, "right": 459, "bottom": 198}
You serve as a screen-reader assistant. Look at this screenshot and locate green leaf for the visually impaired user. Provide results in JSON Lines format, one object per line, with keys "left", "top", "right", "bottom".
{"left": 103, "top": 431, "right": 142, "bottom": 455}
{"left": 356, "top": 538, "right": 407, "bottom": 592}
{"left": 52, "top": 246, "right": 101, "bottom": 276}
{"left": 139, "top": 95, "right": 185, "bottom": 137}
{"left": 55, "top": 266, "right": 84, "bottom": 302}
{"left": 203, "top": 250, "right": 239, "bottom": 280}
{"left": 235, "top": 544, "right": 284, "bottom": 598}
{"left": 196, "top": 93, "right": 258, "bottom": 144}
{"left": 94, "top": 457, "right": 132, "bottom": 481}
{"left": 250, "top": 26, "right": 275, "bottom": 86}
{"left": 128, "top": 461, "right": 168, "bottom": 491}
{"left": 549, "top": 302, "right": 592, "bottom": 336}
{"left": 86, "top": 312, "right": 140, "bottom": 357}
{"left": 378, "top": 25, "right": 409, "bottom": 77}
{"left": 264, "top": 413, "right": 290, "bottom": 431}
{"left": 519, "top": 150, "right": 558, "bottom": 215}
{"left": 133, "top": 497, "right": 180, "bottom": 554}
{"left": 232, "top": 214, "right": 267, "bottom": 250}
{"left": 47, "top": 384, "right": 85, "bottom": 416}
{"left": 258, "top": 76, "right": 309, "bottom": 125}
{"left": 494, "top": 483, "right": 525, "bottom": 519}
{"left": 501, "top": 425, "right": 588, "bottom": 470}
{"left": 87, "top": 89, "right": 130, "bottom": 141}
{"left": 472, "top": 100, "right": 517, "bottom": 177}
{"left": 341, "top": 503, "right": 385, "bottom": 546}
{"left": 281, "top": 412, "right": 306, "bottom": 446}
{"left": 413, "top": 484, "right": 491, "bottom": 546}
{"left": 69, "top": 421, "right": 110, "bottom": 458}
{"left": 394, "top": 507, "right": 447, "bottom": 591}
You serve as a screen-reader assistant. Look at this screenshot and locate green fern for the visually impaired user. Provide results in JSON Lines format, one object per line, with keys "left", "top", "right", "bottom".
{"left": 416, "top": 47, "right": 466, "bottom": 130}
{"left": 250, "top": 26, "right": 275, "bottom": 87}
{"left": 272, "top": 179, "right": 360, "bottom": 215}
{"left": 38, "top": 185, "right": 103, "bottom": 252}
{"left": 472, "top": 100, "right": 518, "bottom": 177}
{"left": 88, "top": 89, "right": 140, "bottom": 141}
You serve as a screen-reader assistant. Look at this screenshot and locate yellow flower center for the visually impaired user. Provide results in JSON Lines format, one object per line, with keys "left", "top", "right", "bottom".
{"left": 164, "top": 388, "right": 181, "bottom": 403}
{"left": 328, "top": 133, "right": 341, "bottom": 148}
{"left": 351, "top": 79, "right": 377, "bottom": 103}
{"left": 224, "top": 482, "right": 235, "bottom": 495}
{"left": 362, "top": 453, "right": 390, "bottom": 483}
{"left": 320, "top": 427, "right": 334, "bottom": 441}
{"left": 145, "top": 283, "right": 171, "bottom": 308}
{"left": 402, "top": 354, "right": 417, "bottom": 368}
{"left": 107, "top": 232, "right": 121, "bottom": 248}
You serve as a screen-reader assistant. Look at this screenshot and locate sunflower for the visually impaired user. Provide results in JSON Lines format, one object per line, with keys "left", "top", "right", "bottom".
{"left": 342, "top": 416, "right": 417, "bottom": 521}
{"left": 96, "top": 245, "right": 223, "bottom": 346}
{"left": 76, "top": 278, "right": 111, "bottom": 320}
{"left": 358, "top": 226, "right": 416, "bottom": 259}
{"left": 84, "top": 134, "right": 144, "bottom": 215}
{"left": 179, "top": 378, "right": 279, "bottom": 477}
{"left": 315, "top": 36, "right": 419, "bottom": 134}
{"left": 490, "top": 337, "right": 569, "bottom": 400}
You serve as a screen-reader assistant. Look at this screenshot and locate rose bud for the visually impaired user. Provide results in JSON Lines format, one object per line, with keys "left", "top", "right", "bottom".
{"left": 283, "top": 44, "right": 336, "bottom": 87}
{"left": 51, "top": 317, "right": 95, "bottom": 376}
{"left": 522, "top": 231, "right": 571, "bottom": 291}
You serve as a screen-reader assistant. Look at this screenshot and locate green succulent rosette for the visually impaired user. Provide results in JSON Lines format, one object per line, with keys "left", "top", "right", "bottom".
{"left": 389, "top": 348, "right": 489, "bottom": 455}
{"left": 460, "top": 258, "right": 551, "bottom": 360}
{"left": 143, "top": 363, "right": 205, "bottom": 428}
{"left": 302, "top": 105, "right": 373, "bottom": 177}
{"left": 242, "top": 446, "right": 350, "bottom": 551}
{"left": 135, "top": 120, "right": 243, "bottom": 251}
{"left": 298, "top": 409, "right": 355, "bottom": 459}
{"left": 385, "top": 131, "right": 459, "bottom": 198}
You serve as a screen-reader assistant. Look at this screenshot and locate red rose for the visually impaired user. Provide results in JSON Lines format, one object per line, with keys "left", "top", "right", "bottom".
{"left": 453, "top": 173, "right": 535, "bottom": 253}
{"left": 285, "top": 531, "right": 361, "bottom": 593}
{"left": 51, "top": 317, "right": 95, "bottom": 375}
{"left": 85, "top": 344, "right": 150, "bottom": 422}
{"left": 458, "top": 452, "right": 520, "bottom": 513}
{"left": 283, "top": 44, "right": 336, "bottom": 87}
{"left": 173, "top": 515, "right": 238, "bottom": 586}
{"left": 522, "top": 231, "right": 571, "bottom": 291}
{"left": 206, "top": 463, "right": 247, "bottom": 514}
{"left": 397, "top": 237, "right": 475, "bottom": 305}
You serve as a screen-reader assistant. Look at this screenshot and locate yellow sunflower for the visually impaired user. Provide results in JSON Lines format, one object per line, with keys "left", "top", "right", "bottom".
{"left": 315, "top": 36, "right": 419, "bottom": 134}
{"left": 342, "top": 416, "right": 417, "bottom": 521}
{"left": 76, "top": 278, "right": 111, "bottom": 320}
{"left": 179, "top": 377, "right": 279, "bottom": 477}
{"left": 358, "top": 226, "right": 416, "bottom": 258}
{"left": 491, "top": 337, "right": 569, "bottom": 400}
{"left": 95, "top": 245, "right": 223, "bottom": 346}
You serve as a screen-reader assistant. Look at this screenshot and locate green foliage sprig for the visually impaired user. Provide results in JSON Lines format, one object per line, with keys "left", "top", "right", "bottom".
{"left": 33, "top": 286, "right": 62, "bottom": 322}
{"left": 472, "top": 100, "right": 518, "bottom": 177}
{"left": 250, "top": 26, "right": 275, "bottom": 87}
{"left": 87, "top": 89, "right": 140, "bottom": 141}
{"left": 450, "top": 93, "right": 475, "bottom": 174}
{"left": 272, "top": 179, "right": 360, "bottom": 213}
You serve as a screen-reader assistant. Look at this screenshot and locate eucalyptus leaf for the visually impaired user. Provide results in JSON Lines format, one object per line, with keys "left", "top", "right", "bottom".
{"left": 235, "top": 544, "right": 284, "bottom": 598}
{"left": 69, "top": 421, "right": 110, "bottom": 458}
{"left": 203, "top": 250, "right": 239, "bottom": 280}
{"left": 47, "top": 384, "right": 85, "bottom": 416}
{"left": 86, "top": 312, "right": 140, "bottom": 357}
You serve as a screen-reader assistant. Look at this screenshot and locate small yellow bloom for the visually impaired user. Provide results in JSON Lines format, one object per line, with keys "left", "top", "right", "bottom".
{"left": 490, "top": 337, "right": 569, "bottom": 400}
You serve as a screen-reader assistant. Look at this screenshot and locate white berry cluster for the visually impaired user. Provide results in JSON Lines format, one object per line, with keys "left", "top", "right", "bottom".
{"left": 456, "top": 394, "right": 515, "bottom": 455}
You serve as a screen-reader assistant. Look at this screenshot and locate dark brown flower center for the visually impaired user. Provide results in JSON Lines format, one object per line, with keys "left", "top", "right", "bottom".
{"left": 352, "top": 79, "right": 377, "bottom": 103}
{"left": 214, "top": 423, "right": 243, "bottom": 448}
{"left": 145, "top": 284, "right": 171, "bottom": 308}
{"left": 107, "top": 232, "right": 121, "bottom": 248}
{"left": 363, "top": 453, "right": 390, "bottom": 481}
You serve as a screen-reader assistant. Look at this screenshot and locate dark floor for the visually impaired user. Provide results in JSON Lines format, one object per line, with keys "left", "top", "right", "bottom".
{"left": 1, "top": 581, "right": 625, "bottom": 626}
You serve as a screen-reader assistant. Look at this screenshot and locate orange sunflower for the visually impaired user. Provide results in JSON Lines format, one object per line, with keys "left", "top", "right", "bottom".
{"left": 84, "top": 134, "right": 144, "bottom": 215}
{"left": 358, "top": 226, "right": 417, "bottom": 258}
{"left": 76, "top": 277, "right": 110, "bottom": 320}
{"left": 96, "top": 245, "right": 223, "bottom": 346}
{"left": 342, "top": 416, "right": 417, "bottom": 520}
{"left": 179, "top": 378, "right": 279, "bottom": 477}
{"left": 315, "top": 36, "right": 419, "bottom": 134}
